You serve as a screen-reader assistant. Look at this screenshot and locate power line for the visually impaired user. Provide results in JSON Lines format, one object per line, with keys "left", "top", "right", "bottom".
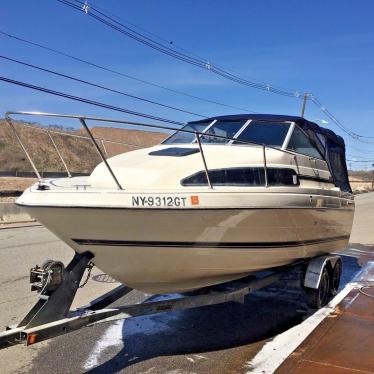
{"left": 80, "top": 1, "right": 210, "bottom": 65}
{"left": 84, "top": 0, "right": 287, "bottom": 92}
{"left": 347, "top": 154, "right": 374, "bottom": 159}
{"left": 347, "top": 144, "right": 374, "bottom": 154}
{"left": 311, "top": 95, "right": 374, "bottom": 142}
{"left": 0, "top": 30, "right": 257, "bottom": 114}
{"left": 346, "top": 159, "right": 374, "bottom": 163}
{"left": 63, "top": 0, "right": 374, "bottom": 143}
{"left": 0, "top": 75, "right": 185, "bottom": 126}
{"left": 0, "top": 55, "right": 207, "bottom": 118}
{"left": 85, "top": 0, "right": 299, "bottom": 96}
{"left": 57, "top": 0, "right": 301, "bottom": 98}
{"left": 3, "top": 4, "right": 371, "bottom": 145}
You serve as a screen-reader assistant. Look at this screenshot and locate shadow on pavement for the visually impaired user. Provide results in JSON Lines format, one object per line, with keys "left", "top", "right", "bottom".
{"left": 87, "top": 255, "right": 361, "bottom": 373}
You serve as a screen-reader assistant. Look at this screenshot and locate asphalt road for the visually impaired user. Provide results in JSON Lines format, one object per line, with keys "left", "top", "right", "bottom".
{"left": 0, "top": 193, "right": 373, "bottom": 373}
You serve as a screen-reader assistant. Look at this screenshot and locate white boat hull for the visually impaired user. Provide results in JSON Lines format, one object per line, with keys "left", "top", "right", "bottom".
{"left": 20, "top": 204, "right": 353, "bottom": 293}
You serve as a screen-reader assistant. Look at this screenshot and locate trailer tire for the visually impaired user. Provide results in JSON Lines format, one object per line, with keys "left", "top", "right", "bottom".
{"left": 305, "top": 267, "right": 330, "bottom": 309}
{"left": 330, "top": 258, "right": 342, "bottom": 296}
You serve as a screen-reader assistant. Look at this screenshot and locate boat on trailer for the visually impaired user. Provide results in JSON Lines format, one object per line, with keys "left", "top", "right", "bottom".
{"left": 9, "top": 112, "right": 354, "bottom": 293}
{"left": 0, "top": 111, "right": 354, "bottom": 349}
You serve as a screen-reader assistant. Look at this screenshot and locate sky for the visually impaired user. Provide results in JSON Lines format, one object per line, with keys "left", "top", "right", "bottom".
{"left": 1, "top": 0, "right": 374, "bottom": 168}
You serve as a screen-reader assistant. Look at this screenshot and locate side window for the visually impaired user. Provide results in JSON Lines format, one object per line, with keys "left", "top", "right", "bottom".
{"left": 287, "top": 127, "right": 322, "bottom": 159}
{"left": 181, "top": 168, "right": 298, "bottom": 186}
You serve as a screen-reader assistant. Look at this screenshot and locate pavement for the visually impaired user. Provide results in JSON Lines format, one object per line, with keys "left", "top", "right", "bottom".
{"left": 277, "top": 267, "right": 374, "bottom": 374}
{"left": 0, "top": 193, "right": 373, "bottom": 373}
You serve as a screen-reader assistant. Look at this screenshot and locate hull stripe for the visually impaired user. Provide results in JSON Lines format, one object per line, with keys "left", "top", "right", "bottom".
{"left": 72, "top": 235, "right": 350, "bottom": 248}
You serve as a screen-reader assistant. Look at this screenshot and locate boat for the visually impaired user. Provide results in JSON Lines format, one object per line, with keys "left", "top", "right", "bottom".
{"left": 14, "top": 112, "right": 355, "bottom": 294}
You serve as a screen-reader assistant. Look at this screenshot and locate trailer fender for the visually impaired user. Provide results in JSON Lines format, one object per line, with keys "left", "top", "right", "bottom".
{"left": 303, "top": 255, "right": 341, "bottom": 289}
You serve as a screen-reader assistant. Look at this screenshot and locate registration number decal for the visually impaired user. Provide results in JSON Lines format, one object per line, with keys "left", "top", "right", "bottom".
{"left": 132, "top": 195, "right": 188, "bottom": 207}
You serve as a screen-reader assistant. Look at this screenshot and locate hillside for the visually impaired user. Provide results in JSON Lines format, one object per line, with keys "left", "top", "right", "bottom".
{"left": 348, "top": 170, "right": 373, "bottom": 181}
{"left": 0, "top": 119, "right": 167, "bottom": 173}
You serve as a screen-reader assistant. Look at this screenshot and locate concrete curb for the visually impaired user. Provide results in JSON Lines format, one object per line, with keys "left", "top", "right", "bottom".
{"left": 0, "top": 222, "right": 40, "bottom": 230}
{"left": 0, "top": 202, "right": 34, "bottom": 224}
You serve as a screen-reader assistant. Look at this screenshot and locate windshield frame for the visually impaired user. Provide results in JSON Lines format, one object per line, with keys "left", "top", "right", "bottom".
{"left": 161, "top": 120, "right": 216, "bottom": 144}
{"left": 196, "top": 119, "right": 250, "bottom": 145}
{"left": 162, "top": 118, "right": 297, "bottom": 149}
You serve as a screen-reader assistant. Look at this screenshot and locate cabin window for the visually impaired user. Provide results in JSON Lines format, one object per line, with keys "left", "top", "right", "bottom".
{"left": 233, "top": 121, "right": 291, "bottom": 147}
{"left": 181, "top": 167, "right": 298, "bottom": 187}
{"left": 287, "top": 126, "right": 323, "bottom": 159}
{"left": 199, "top": 120, "right": 246, "bottom": 144}
{"left": 163, "top": 122, "right": 211, "bottom": 144}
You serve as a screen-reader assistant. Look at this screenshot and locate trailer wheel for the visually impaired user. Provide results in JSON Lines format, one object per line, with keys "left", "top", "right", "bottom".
{"left": 330, "top": 258, "right": 342, "bottom": 296}
{"left": 305, "top": 267, "right": 330, "bottom": 309}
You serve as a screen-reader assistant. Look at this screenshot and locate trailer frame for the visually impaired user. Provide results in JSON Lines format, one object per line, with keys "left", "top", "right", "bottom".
{"left": 0, "top": 252, "right": 342, "bottom": 350}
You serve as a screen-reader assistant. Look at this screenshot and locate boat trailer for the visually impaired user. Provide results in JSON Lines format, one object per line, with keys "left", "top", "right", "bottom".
{"left": 0, "top": 252, "right": 342, "bottom": 350}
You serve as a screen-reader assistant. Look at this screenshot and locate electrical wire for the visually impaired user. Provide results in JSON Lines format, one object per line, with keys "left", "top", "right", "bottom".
{"left": 84, "top": 0, "right": 289, "bottom": 92}
{"left": 311, "top": 95, "right": 374, "bottom": 143}
{"left": 0, "top": 55, "right": 207, "bottom": 118}
{"left": 346, "top": 159, "right": 374, "bottom": 163}
{"left": 0, "top": 31, "right": 257, "bottom": 114}
{"left": 79, "top": 0, "right": 299, "bottom": 96}
{"left": 0, "top": 75, "right": 185, "bottom": 126}
{"left": 4, "top": 3, "right": 373, "bottom": 144}
{"left": 348, "top": 144, "right": 374, "bottom": 154}
{"left": 56, "top": 0, "right": 301, "bottom": 98}
{"left": 347, "top": 155, "right": 374, "bottom": 160}
{"left": 62, "top": 0, "right": 374, "bottom": 142}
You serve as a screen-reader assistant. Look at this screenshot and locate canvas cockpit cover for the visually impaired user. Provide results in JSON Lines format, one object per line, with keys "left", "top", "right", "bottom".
{"left": 190, "top": 114, "right": 352, "bottom": 193}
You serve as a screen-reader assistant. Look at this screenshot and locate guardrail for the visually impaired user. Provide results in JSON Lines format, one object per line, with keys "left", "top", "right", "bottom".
{"left": 5, "top": 111, "right": 296, "bottom": 190}
{"left": 0, "top": 190, "right": 23, "bottom": 197}
{"left": 0, "top": 171, "right": 89, "bottom": 178}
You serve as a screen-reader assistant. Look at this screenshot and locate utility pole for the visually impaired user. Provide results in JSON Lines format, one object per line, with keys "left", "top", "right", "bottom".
{"left": 300, "top": 92, "right": 309, "bottom": 117}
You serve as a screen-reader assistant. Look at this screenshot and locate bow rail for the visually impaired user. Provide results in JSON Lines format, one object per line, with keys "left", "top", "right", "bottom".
{"left": 4, "top": 111, "right": 297, "bottom": 190}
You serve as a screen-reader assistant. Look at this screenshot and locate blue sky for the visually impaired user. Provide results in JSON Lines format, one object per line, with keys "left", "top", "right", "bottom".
{"left": 1, "top": 0, "right": 374, "bottom": 167}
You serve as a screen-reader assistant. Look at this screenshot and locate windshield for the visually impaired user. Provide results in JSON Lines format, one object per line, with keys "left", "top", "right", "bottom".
{"left": 200, "top": 120, "right": 246, "bottom": 143}
{"left": 163, "top": 121, "right": 211, "bottom": 144}
{"left": 163, "top": 119, "right": 291, "bottom": 146}
{"left": 233, "top": 121, "right": 291, "bottom": 147}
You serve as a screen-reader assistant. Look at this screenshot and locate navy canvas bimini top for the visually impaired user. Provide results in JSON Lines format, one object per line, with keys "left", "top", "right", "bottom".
{"left": 190, "top": 114, "right": 351, "bottom": 192}
{"left": 190, "top": 114, "right": 345, "bottom": 147}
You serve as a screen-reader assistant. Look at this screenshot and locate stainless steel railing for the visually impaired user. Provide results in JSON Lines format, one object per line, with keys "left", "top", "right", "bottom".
{"left": 4, "top": 111, "right": 297, "bottom": 190}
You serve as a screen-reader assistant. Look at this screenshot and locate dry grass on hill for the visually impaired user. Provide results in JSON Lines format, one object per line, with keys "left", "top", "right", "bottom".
{"left": 0, "top": 177, "right": 37, "bottom": 200}
{"left": 348, "top": 171, "right": 374, "bottom": 192}
{"left": 0, "top": 177, "right": 37, "bottom": 191}
{"left": 0, "top": 119, "right": 167, "bottom": 174}
{"left": 349, "top": 176, "right": 373, "bottom": 192}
